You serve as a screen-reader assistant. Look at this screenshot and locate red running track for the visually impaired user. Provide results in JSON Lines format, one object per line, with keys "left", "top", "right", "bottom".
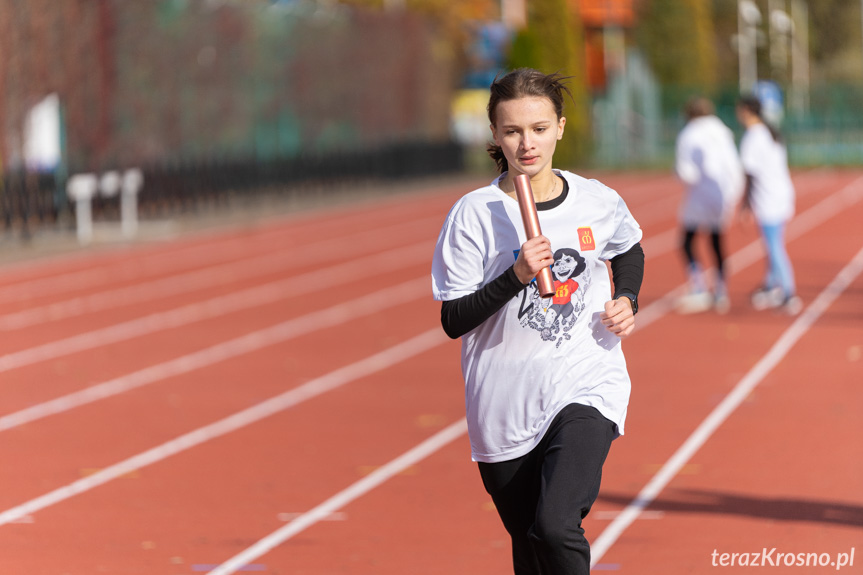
{"left": 0, "top": 170, "right": 861, "bottom": 574}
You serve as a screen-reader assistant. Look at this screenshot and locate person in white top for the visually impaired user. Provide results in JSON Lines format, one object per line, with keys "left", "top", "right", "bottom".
{"left": 431, "top": 68, "right": 644, "bottom": 575}
{"left": 674, "top": 97, "right": 744, "bottom": 314}
{"left": 736, "top": 95, "right": 801, "bottom": 314}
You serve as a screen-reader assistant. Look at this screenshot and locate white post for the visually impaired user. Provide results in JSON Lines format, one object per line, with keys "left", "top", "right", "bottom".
{"left": 121, "top": 168, "right": 143, "bottom": 239}
{"left": 790, "top": 0, "right": 810, "bottom": 116}
{"left": 769, "top": 0, "right": 792, "bottom": 81}
{"left": 67, "top": 174, "right": 98, "bottom": 245}
{"left": 738, "top": 0, "right": 762, "bottom": 93}
{"left": 99, "top": 171, "right": 121, "bottom": 198}
{"left": 738, "top": 0, "right": 747, "bottom": 92}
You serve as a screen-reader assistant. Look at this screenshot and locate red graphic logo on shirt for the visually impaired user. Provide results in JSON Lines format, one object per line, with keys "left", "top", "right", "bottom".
{"left": 578, "top": 227, "right": 596, "bottom": 251}
{"left": 553, "top": 278, "right": 579, "bottom": 305}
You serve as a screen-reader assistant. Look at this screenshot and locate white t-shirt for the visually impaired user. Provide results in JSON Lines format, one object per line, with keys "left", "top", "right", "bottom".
{"left": 739, "top": 123, "right": 795, "bottom": 225}
{"left": 431, "top": 170, "right": 643, "bottom": 463}
{"left": 675, "top": 115, "right": 744, "bottom": 228}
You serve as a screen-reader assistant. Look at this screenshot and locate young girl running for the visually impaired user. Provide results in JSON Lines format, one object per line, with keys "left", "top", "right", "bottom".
{"left": 431, "top": 68, "right": 644, "bottom": 575}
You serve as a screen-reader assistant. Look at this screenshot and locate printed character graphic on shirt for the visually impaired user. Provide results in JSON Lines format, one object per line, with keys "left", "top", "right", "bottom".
{"left": 517, "top": 246, "right": 590, "bottom": 347}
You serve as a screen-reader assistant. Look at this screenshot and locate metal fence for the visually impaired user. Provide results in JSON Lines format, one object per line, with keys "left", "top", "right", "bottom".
{"left": 591, "top": 53, "right": 863, "bottom": 169}
{"left": 0, "top": 139, "right": 464, "bottom": 239}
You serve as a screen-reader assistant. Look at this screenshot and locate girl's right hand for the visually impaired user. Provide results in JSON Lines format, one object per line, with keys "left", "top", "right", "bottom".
{"left": 513, "top": 235, "right": 553, "bottom": 285}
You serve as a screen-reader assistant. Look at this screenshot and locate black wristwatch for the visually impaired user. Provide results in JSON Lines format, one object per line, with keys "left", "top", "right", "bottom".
{"left": 616, "top": 293, "right": 638, "bottom": 315}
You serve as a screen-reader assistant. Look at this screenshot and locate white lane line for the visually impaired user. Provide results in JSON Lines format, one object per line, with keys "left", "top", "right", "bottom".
{"left": 0, "top": 328, "right": 450, "bottom": 527}
{"left": 205, "top": 419, "right": 469, "bottom": 575}
{"left": 0, "top": 242, "right": 429, "bottom": 373}
{"left": 0, "top": 218, "right": 443, "bottom": 330}
{"left": 0, "top": 276, "right": 429, "bottom": 432}
{"left": 590, "top": 242, "right": 863, "bottom": 568}
{"left": 639, "top": 226, "right": 678, "bottom": 259}
{"left": 0, "top": 239, "right": 253, "bottom": 306}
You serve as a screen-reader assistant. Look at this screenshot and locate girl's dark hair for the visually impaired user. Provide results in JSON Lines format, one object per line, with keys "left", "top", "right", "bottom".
{"left": 486, "top": 68, "right": 572, "bottom": 173}
{"left": 738, "top": 94, "right": 782, "bottom": 143}
{"left": 684, "top": 96, "right": 715, "bottom": 120}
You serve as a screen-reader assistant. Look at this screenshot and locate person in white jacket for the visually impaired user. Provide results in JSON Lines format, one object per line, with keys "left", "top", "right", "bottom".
{"left": 674, "top": 97, "right": 744, "bottom": 313}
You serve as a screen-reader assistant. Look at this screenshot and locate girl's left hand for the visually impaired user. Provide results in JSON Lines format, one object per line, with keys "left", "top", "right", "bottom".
{"left": 601, "top": 298, "right": 635, "bottom": 338}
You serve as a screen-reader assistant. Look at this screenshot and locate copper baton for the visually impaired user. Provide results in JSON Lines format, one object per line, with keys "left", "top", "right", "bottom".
{"left": 513, "top": 174, "right": 555, "bottom": 298}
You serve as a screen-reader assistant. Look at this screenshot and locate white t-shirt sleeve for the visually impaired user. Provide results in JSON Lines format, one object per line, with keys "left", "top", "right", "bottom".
{"left": 739, "top": 127, "right": 765, "bottom": 174}
{"left": 431, "top": 207, "right": 486, "bottom": 302}
{"left": 738, "top": 125, "right": 795, "bottom": 224}
{"left": 599, "top": 192, "right": 643, "bottom": 261}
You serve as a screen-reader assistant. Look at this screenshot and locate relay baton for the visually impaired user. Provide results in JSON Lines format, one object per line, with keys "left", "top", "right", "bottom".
{"left": 514, "top": 174, "right": 555, "bottom": 298}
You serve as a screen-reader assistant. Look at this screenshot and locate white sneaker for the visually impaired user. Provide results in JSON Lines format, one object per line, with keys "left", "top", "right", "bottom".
{"left": 751, "top": 287, "right": 784, "bottom": 310}
{"left": 714, "top": 294, "right": 731, "bottom": 314}
{"left": 779, "top": 295, "right": 803, "bottom": 316}
{"left": 676, "top": 292, "right": 714, "bottom": 314}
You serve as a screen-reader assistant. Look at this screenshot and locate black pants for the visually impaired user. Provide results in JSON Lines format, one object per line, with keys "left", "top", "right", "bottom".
{"left": 477, "top": 403, "right": 616, "bottom": 575}
{"left": 682, "top": 227, "right": 725, "bottom": 280}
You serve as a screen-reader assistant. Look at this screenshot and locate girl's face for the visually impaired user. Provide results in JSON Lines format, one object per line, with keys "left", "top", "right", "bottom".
{"left": 491, "top": 96, "right": 565, "bottom": 178}
{"left": 736, "top": 104, "right": 756, "bottom": 126}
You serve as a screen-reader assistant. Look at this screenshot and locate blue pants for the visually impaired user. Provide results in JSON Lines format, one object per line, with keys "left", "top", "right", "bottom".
{"left": 477, "top": 403, "right": 616, "bottom": 575}
{"left": 759, "top": 222, "right": 796, "bottom": 297}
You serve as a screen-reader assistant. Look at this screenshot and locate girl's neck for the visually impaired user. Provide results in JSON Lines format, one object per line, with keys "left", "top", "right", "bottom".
{"left": 501, "top": 170, "right": 561, "bottom": 203}
{"left": 743, "top": 114, "right": 762, "bottom": 128}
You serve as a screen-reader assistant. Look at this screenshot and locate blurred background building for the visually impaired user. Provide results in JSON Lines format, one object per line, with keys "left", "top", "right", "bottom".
{"left": 2, "top": 0, "right": 863, "bottom": 238}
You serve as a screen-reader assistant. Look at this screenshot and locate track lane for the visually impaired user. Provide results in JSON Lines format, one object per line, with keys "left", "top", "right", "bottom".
{"left": 0, "top": 169, "right": 860, "bottom": 572}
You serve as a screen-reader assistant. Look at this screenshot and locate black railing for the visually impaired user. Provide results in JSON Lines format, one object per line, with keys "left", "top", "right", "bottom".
{"left": 1, "top": 139, "right": 464, "bottom": 238}
{"left": 0, "top": 171, "right": 63, "bottom": 238}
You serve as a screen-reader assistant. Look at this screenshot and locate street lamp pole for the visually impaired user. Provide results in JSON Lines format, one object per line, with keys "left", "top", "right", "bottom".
{"left": 789, "top": 0, "right": 810, "bottom": 116}
{"left": 768, "top": 0, "right": 792, "bottom": 83}
{"left": 738, "top": 0, "right": 762, "bottom": 93}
